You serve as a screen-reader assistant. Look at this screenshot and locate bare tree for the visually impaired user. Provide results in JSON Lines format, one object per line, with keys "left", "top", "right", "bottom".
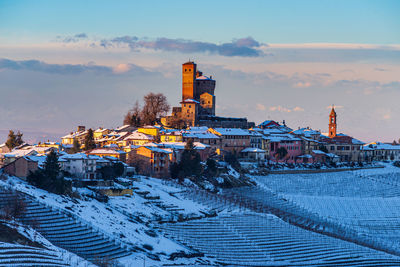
{"left": 123, "top": 100, "right": 142, "bottom": 127}
{"left": 141, "top": 93, "right": 170, "bottom": 125}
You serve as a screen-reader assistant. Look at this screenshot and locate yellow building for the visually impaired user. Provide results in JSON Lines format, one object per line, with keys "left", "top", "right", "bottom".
{"left": 94, "top": 128, "right": 111, "bottom": 140}
{"left": 137, "top": 126, "right": 160, "bottom": 137}
{"left": 160, "top": 131, "right": 183, "bottom": 143}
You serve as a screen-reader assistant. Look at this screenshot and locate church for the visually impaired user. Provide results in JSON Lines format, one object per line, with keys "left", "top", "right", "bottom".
{"left": 162, "top": 61, "right": 253, "bottom": 129}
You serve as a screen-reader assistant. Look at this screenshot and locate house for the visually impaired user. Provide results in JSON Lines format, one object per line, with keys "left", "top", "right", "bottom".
{"left": 240, "top": 147, "right": 266, "bottom": 161}
{"left": 362, "top": 142, "right": 400, "bottom": 162}
{"left": 36, "top": 142, "right": 64, "bottom": 152}
{"left": 209, "top": 128, "right": 251, "bottom": 154}
{"left": 59, "top": 153, "right": 97, "bottom": 179}
{"left": 267, "top": 133, "right": 303, "bottom": 163}
{"left": 160, "top": 130, "right": 183, "bottom": 143}
{"left": 322, "top": 134, "right": 364, "bottom": 162}
{"left": 93, "top": 128, "right": 111, "bottom": 140}
{"left": 182, "top": 127, "right": 221, "bottom": 151}
{"left": 158, "top": 141, "right": 212, "bottom": 162}
{"left": 61, "top": 126, "right": 88, "bottom": 145}
{"left": 259, "top": 120, "right": 280, "bottom": 129}
{"left": 2, "top": 156, "right": 39, "bottom": 179}
{"left": 134, "top": 146, "right": 172, "bottom": 177}
{"left": 122, "top": 131, "right": 155, "bottom": 146}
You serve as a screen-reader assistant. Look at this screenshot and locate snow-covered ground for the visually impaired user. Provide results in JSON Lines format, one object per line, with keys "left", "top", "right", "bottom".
{"left": 0, "top": 176, "right": 214, "bottom": 265}
{"left": 2, "top": 220, "right": 94, "bottom": 266}
{"left": 253, "top": 162, "right": 400, "bottom": 250}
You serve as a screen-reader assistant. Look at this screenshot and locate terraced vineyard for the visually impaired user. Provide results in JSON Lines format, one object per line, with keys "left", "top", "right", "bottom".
{"left": 160, "top": 213, "right": 400, "bottom": 266}
{"left": 0, "top": 242, "right": 69, "bottom": 266}
{"left": 0, "top": 189, "right": 132, "bottom": 263}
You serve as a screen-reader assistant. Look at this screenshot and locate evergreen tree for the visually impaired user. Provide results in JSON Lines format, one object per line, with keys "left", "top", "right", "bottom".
{"left": 5, "top": 130, "right": 24, "bottom": 150}
{"left": 275, "top": 147, "right": 288, "bottom": 161}
{"left": 205, "top": 158, "right": 218, "bottom": 177}
{"left": 84, "top": 129, "right": 96, "bottom": 151}
{"left": 71, "top": 139, "right": 81, "bottom": 153}
{"left": 27, "top": 151, "right": 71, "bottom": 195}
{"left": 319, "top": 145, "right": 329, "bottom": 153}
{"left": 179, "top": 139, "right": 202, "bottom": 177}
{"left": 43, "top": 151, "right": 61, "bottom": 181}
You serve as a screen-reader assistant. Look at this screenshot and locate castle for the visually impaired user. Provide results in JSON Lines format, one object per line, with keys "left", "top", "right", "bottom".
{"left": 162, "top": 61, "right": 253, "bottom": 128}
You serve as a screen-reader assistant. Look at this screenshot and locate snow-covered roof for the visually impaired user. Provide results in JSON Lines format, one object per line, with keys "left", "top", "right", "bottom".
{"left": 196, "top": 75, "right": 213, "bottom": 80}
{"left": 241, "top": 147, "right": 266, "bottom": 153}
{"left": 158, "top": 142, "right": 209, "bottom": 150}
{"left": 88, "top": 149, "right": 125, "bottom": 155}
{"left": 297, "top": 154, "right": 313, "bottom": 158}
{"left": 181, "top": 99, "right": 200, "bottom": 104}
{"left": 292, "top": 128, "right": 321, "bottom": 138}
{"left": 143, "top": 146, "right": 172, "bottom": 154}
{"left": 212, "top": 128, "right": 251, "bottom": 136}
{"left": 267, "top": 133, "right": 302, "bottom": 142}
{"left": 183, "top": 131, "right": 219, "bottom": 139}
{"left": 60, "top": 153, "right": 91, "bottom": 160}
{"left": 259, "top": 120, "right": 279, "bottom": 127}
{"left": 364, "top": 142, "right": 400, "bottom": 150}
{"left": 312, "top": 150, "right": 327, "bottom": 155}
{"left": 24, "top": 155, "right": 47, "bottom": 168}
{"left": 124, "top": 131, "right": 154, "bottom": 141}
{"left": 4, "top": 149, "right": 38, "bottom": 158}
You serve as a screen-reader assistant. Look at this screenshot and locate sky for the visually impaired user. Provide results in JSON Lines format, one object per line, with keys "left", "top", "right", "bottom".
{"left": 0, "top": 0, "right": 399, "bottom": 143}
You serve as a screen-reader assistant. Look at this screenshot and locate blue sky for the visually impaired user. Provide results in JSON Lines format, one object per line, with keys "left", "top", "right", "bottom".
{"left": 1, "top": 0, "right": 399, "bottom": 44}
{"left": 0, "top": 0, "right": 399, "bottom": 143}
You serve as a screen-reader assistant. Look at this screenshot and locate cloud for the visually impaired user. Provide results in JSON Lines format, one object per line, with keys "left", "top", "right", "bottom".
{"left": 269, "top": 106, "right": 304, "bottom": 113}
{"left": 57, "top": 33, "right": 88, "bottom": 43}
{"left": 113, "top": 63, "right": 131, "bottom": 73}
{"left": 0, "top": 58, "right": 111, "bottom": 74}
{"left": 256, "top": 103, "right": 266, "bottom": 111}
{"left": 325, "top": 105, "right": 344, "bottom": 109}
{"left": 98, "top": 36, "right": 265, "bottom": 57}
{"left": 293, "top": 81, "right": 311, "bottom": 88}
{"left": 0, "top": 58, "right": 154, "bottom": 76}
{"left": 293, "top": 106, "right": 305, "bottom": 112}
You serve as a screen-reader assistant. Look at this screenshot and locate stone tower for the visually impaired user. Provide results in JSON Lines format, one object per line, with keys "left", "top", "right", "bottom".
{"left": 329, "top": 105, "right": 337, "bottom": 138}
{"left": 182, "top": 61, "right": 197, "bottom": 101}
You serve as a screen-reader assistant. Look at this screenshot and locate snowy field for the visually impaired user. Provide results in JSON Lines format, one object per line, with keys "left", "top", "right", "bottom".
{"left": 253, "top": 163, "right": 400, "bottom": 249}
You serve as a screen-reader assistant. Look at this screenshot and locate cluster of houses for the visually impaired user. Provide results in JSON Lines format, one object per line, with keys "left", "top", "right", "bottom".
{"left": 2, "top": 111, "right": 400, "bottom": 180}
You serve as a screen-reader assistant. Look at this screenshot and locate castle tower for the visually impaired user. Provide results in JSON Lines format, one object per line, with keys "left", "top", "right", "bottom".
{"left": 329, "top": 105, "right": 337, "bottom": 138}
{"left": 182, "top": 61, "right": 197, "bottom": 101}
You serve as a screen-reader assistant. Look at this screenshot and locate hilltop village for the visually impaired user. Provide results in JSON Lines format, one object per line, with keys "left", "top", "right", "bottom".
{"left": 1, "top": 61, "right": 399, "bottom": 180}
{"left": 1, "top": 61, "right": 400, "bottom": 266}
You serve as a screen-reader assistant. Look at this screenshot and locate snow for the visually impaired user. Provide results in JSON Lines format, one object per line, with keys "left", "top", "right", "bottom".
{"left": 212, "top": 128, "right": 251, "bottom": 136}
{"left": 0, "top": 175, "right": 215, "bottom": 265}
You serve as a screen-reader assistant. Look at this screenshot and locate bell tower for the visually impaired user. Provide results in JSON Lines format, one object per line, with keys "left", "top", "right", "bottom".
{"left": 329, "top": 105, "right": 337, "bottom": 138}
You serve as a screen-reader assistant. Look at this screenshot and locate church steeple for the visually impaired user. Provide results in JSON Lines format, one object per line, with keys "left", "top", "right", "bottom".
{"left": 329, "top": 105, "right": 337, "bottom": 138}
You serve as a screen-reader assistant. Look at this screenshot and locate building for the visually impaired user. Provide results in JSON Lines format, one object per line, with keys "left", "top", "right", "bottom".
{"left": 162, "top": 61, "right": 253, "bottom": 128}
{"left": 2, "top": 156, "right": 39, "bottom": 179}
{"left": 329, "top": 106, "right": 337, "bottom": 138}
{"left": 61, "top": 126, "right": 88, "bottom": 145}
{"left": 122, "top": 131, "right": 154, "bottom": 146}
{"left": 59, "top": 153, "right": 97, "bottom": 179}
{"left": 182, "top": 127, "right": 221, "bottom": 151}
{"left": 209, "top": 128, "right": 251, "bottom": 154}
{"left": 362, "top": 142, "right": 400, "bottom": 162}
{"left": 134, "top": 146, "right": 172, "bottom": 177}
